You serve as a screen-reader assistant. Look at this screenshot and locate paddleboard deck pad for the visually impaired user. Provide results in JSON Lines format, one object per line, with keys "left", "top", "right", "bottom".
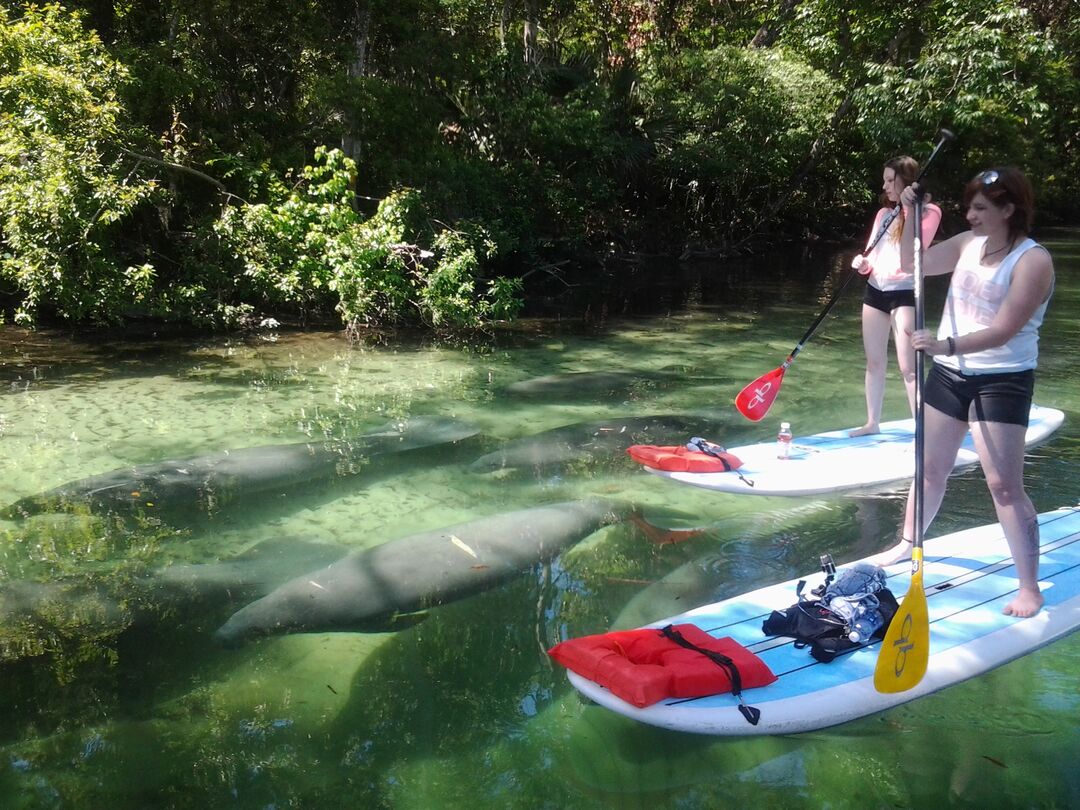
{"left": 566, "top": 506, "right": 1080, "bottom": 735}
{"left": 641, "top": 404, "right": 1063, "bottom": 496}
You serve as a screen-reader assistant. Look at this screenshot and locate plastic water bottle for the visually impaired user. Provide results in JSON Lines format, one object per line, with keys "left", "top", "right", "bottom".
{"left": 777, "top": 421, "right": 793, "bottom": 459}
{"left": 848, "top": 609, "right": 884, "bottom": 643}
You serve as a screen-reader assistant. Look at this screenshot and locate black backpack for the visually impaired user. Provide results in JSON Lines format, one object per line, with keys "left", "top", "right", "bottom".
{"left": 762, "top": 587, "right": 899, "bottom": 663}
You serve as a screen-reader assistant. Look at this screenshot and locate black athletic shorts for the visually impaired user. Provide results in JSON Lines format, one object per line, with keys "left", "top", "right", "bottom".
{"left": 924, "top": 362, "right": 1034, "bottom": 426}
{"left": 863, "top": 284, "right": 915, "bottom": 314}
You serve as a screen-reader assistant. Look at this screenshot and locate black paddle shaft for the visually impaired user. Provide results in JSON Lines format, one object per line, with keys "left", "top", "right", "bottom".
{"left": 781, "top": 129, "right": 956, "bottom": 367}
{"left": 912, "top": 190, "right": 927, "bottom": 551}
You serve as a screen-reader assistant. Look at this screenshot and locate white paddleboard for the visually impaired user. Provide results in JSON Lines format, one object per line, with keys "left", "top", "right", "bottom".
{"left": 567, "top": 506, "right": 1080, "bottom": 736}
{"left": 643, "top": 404, "right": 1064, "bottom": 496}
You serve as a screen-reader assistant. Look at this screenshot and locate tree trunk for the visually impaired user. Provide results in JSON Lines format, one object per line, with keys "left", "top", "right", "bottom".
{"left": 650, "top": 0, "right": 682, "bottom": 44}
{"left": 748, "top": 0, "right": 803, "bottom": 49}
{"left": 500, "top": 0, "right": 513, "bottom": 52}
{"left": 523, "top": 0, "right": 540, "bottom": 69}
{"left": 341, "top": 0, "right": 372, "bottom": 166}
{"left": 738, "top": 92, "right": 855, "bottom": 247}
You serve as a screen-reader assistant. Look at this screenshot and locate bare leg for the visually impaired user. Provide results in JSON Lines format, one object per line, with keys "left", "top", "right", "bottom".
{"left": 868, "top": 405, "right": 969, "bottom": 565}
{"left": 850, "top": 304, "right": 892, "bottom": 437}
{"left": 970, "top": 420, "right": 1044, "bottom": 617}
{"left": 892, "top": 305, "right": 917, "bottom": 417}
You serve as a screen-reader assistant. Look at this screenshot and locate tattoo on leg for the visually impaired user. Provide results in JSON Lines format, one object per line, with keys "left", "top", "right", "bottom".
{"left": 1025, "top": 514, "right": 1039, "bottom": 548}
{"left": 1022, "top": 513, "right": 1041, "bottom": 569}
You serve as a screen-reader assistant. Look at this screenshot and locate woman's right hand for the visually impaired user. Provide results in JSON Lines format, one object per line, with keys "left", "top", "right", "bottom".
{"left": 909, "top": 329, "right": 947, "bottom": 355}
{"left": 899, "top": 184, "right": 923, "bottom": 208}
{"left": 851, "top": 254, "right": 871, "bottom": 274}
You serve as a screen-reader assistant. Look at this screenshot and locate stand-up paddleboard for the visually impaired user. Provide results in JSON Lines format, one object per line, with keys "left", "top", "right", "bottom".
{"left": 566, "top": 506, "right": 1080, "bottom": 736}
{"left": 642, "top": 404, "right": 1063, "bottom": 496}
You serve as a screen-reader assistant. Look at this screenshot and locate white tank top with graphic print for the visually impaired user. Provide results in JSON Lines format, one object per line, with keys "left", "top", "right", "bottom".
{"left": 934, "top": 236, "right": 1051, "bottom": 374}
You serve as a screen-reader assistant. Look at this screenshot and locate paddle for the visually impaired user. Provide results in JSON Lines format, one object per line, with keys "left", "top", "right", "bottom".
{"left": 735, "top": 129, "right": 956, "bottom": 422}
{"left": 873, "top": 181, "right": 931, "bottom": 693}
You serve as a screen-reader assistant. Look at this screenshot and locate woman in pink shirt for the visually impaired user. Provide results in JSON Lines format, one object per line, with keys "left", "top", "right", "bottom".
{"left": 849, "top": 157, "right": 942, "bottom": 437}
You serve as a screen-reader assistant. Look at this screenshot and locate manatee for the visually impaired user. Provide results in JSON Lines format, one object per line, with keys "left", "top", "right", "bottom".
{"left": 608, "top": 552, "right": 731, "bottom": 631}
{"left": 0, "top": 538, "right": 354, "bottom": 649}
{"left": 151, "top": 537, "right": 352, "bottom": 602}
{"left": 0, "top": 579, "right": 131, "bottom": 630}
{"left": 502, "top": 371, "right": 672, "bottom": 399}
{"left": 3, "top": 416, "right": 479, "bottom": 518}
{"left": 214, "top": 498, "right": 631, "bottom": 644}
{"left": 468, "top": 414, "right": 724, "bottom": 474}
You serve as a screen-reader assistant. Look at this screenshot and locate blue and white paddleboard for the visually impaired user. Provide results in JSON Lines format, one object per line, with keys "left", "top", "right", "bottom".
{"left": 643, "top": 404, "right": 1064, "bottom": 496}
{"left": 567, "top": 506, "right": 1080, "bottom": 736}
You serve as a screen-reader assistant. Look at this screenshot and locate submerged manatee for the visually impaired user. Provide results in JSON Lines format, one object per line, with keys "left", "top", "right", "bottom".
{"left": 3, "top": 539, "right": 351, "bottom": 621}
{"left": 214, "top": 498, "right": 631, "bottom": 644}
{"left": 503, "top": 373, "right": 682, "bottom": 401}
{"left": 468, "top": 414, "right": 725, "bottom": 474}
{"left": 502, "top": 371, "right": 674, "bottom": 399}
{"left": 0, "top": 537, "right": 355, "bottom": 654}
{"left": 3, "top": 416, "right": 479, "bottom": 518}
{"left": 152, "top": 537, "right": 352, "bottom": 601}
{"left": 608, "top": 552, "right": 731, "bottom": 631}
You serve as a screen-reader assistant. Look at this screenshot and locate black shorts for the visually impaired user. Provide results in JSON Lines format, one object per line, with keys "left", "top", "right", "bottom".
{"left": 863, "top": 284, "right": 915, "bottom": 314}
{"left": 924, "top": 362, "right": 1034, "bottom": 426}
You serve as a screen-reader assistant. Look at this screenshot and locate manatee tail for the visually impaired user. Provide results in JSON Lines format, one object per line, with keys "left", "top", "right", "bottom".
{"left": 212, "top": 621, "right": 246, "bottom": 648}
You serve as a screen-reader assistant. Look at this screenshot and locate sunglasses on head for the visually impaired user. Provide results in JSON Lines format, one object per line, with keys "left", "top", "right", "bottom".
{"left": 979, "top": 169, "right": 1000, "bottom": 186}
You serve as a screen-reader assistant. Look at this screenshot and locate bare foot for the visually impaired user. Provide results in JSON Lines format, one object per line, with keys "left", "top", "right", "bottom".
{"left": 848, "top": 423, "right": 880, "bottom": 438}
{"left": 867, "top": 538, "right": 913, "bottom": 567}
{"left": 1003, "top": 587, "right": 1044, "bottom": 618}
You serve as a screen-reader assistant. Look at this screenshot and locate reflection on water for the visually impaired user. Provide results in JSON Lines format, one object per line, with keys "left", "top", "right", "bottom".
{"left": 0, "top": 233, "right": 1079, "bottom": 808}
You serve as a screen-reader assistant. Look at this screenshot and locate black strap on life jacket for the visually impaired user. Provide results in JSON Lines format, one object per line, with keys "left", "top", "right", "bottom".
{"left": 687, "top": 438, "right": 736, "bottom": 471}
{"left": 687, "top": 438, "right": 755, "bottom": 488}
{"left": 658, "top": 625, "right": 761, "bottom": 725}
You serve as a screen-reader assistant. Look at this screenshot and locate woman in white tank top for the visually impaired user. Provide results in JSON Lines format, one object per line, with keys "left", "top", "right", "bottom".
{"left": 872, "top": 166, "right": 1055, "bottom": 619}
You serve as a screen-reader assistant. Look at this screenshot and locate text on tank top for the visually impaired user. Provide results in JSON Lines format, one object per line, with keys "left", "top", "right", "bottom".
{"left": 934, "top": 236, "right": 1051, "bottom": 374}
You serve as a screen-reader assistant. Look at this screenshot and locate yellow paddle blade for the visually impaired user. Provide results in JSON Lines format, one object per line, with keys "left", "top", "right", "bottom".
{"left": 874, "top": 550, "right": 930, "bottom": 693}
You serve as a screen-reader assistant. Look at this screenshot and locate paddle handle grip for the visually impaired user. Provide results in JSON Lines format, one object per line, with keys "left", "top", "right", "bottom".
{"left": 858, "top": 130, "right": 956, "bottom": 262}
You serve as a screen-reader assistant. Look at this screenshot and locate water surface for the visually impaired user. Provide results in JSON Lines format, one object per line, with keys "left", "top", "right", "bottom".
{"left": 1, "top": 234, "right": 1079, "bottom": 808}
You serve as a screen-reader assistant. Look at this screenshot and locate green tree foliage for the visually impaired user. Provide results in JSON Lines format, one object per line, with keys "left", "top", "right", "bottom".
{"left": 636, "top": 44, "right": 840, "bottom": 245}
{"left": 0, "top": 0, "right": 1077, "bottom": 328}
{"left": 783, "top": 0, "right": 1078, "bottom": 219}
{"left": 0, "top": 4, "right": 161, "bottom": 325}
{"left": 851, "top": 5, "right": 1063, "bottom": 169}
{"left": 214, "top": 146, "right": 523, "bottom": 329}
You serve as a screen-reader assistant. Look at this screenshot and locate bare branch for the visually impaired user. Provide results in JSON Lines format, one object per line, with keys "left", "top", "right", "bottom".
{"left": 117, "top": 147, "right": 227, "bottom": 193}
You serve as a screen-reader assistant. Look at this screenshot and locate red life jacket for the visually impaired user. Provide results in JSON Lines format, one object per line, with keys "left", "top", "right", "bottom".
{"left": 627, "top": 444, "right": 743, "bottom": 473}
{"left": 548, "top": 623, "right": 776, "bottom": 708}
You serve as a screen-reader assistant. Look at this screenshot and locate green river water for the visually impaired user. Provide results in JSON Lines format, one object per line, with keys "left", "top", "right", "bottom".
{"left": 1, "top": 232, "right": 1079, "bottom": 808}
